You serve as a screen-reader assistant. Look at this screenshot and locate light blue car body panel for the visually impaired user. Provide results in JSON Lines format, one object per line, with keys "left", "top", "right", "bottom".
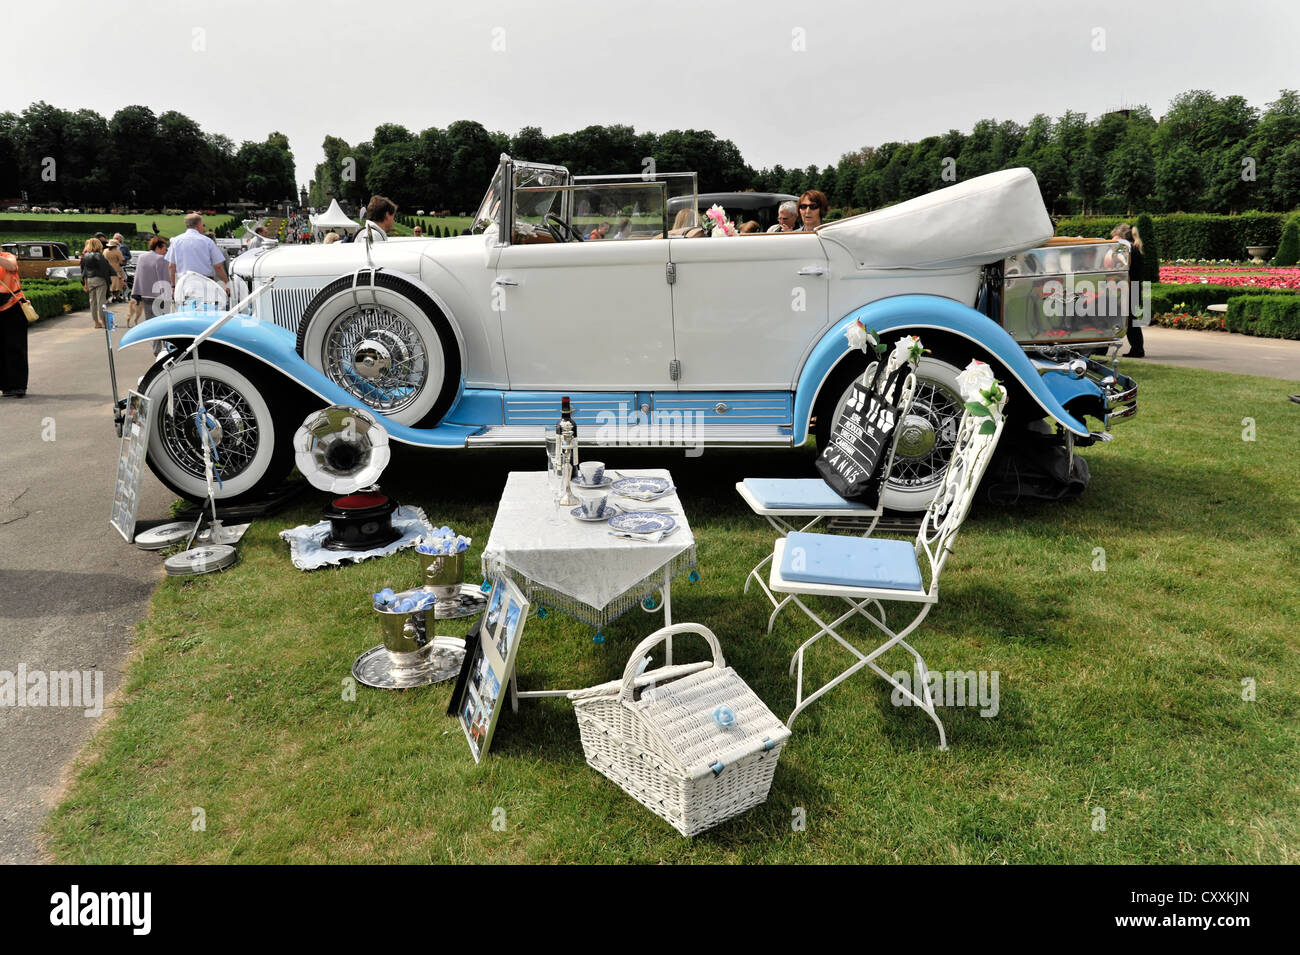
{"left": 791, "top": 294, "right": 1092, "bottom": 443}
{"left": 122, "top": 293, "right": 1098, "bottom": 449}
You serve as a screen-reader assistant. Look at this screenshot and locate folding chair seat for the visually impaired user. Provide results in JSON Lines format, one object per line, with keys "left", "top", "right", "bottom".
{"left": 766, "top": 362, "right": 1008, "bottom": 748}
{"left": 739, "top": 335, "right": 920, "bottom": 632}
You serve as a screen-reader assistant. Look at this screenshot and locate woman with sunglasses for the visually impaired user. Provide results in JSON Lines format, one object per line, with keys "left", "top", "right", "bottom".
{"left": 798, "top": 190, "right": 829, "bottom": 231}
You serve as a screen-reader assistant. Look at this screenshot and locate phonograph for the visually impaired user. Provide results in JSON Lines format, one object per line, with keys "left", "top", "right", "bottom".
{"left": 293, "top": 405, "right": 401, "bottom": 551}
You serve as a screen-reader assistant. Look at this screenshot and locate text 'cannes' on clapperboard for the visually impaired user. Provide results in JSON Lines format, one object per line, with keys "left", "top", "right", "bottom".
{"left": 821, "top": 379, "right": 897, "bottom": 487}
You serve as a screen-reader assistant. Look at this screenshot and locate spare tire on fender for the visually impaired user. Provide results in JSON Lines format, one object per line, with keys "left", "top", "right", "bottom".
{"left": 296, "top": 271, "right": 461, "bottom": 428}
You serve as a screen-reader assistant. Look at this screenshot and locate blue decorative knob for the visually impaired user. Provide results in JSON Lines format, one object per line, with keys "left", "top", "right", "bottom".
{"left": 713, "top": 706, "right": 735, "bottom": 730}
{"left": 593, "top": 632, "right": 605, "bottom": 644}
{"left": 689, "top": 570, "right": 700, "bottom": 583}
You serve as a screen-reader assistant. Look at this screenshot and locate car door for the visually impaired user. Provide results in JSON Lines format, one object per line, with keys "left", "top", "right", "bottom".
{"left": 667, "top": 232, "right": 829, "bottom": 390}
{"left": 495, "top": 236, "right": 676, "bottom": 391}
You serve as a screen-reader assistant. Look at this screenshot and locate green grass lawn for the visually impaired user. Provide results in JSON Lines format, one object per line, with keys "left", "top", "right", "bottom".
{"left": 46, "top": 362, "right": 1300, "bottom": 863}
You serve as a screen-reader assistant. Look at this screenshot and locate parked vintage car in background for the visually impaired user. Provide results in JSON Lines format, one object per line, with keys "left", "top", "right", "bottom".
{"left": 117, "top": 155, "right": 1137, "bottom": 511}
{"left": 0, "top": 241, "right": 80, "bottom": 281}
{"left": 668, "top": 192, "right": 797, "bottom": 232}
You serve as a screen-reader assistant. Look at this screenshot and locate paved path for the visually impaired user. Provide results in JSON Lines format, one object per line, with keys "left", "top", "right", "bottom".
{"left": 1136, "top": 326, "right": 1300, "bottom": 381}
{"left": 0, "top": 308, "right": 172, "bottom": 864}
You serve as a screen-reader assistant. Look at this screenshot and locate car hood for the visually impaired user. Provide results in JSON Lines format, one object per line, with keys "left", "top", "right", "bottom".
{"left": 233, "top": 234, "right": 482, "bottom": 281}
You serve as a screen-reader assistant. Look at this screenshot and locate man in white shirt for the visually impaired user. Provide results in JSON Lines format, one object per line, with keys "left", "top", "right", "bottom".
{"left": 357, "top": 195, "right": 397, "bottom": 244}
{"left": 167, "top": 212, "right": 230, "bottom": 305}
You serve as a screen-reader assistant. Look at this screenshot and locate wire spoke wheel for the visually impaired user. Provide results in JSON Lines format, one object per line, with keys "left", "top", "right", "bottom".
{"left": 323, "top": 306, "right": 430, "bottom": 416}
{"left": 818, "top": 352, "right": 972, "bottom": 513}
{"left": 886, "top": 377, "right": 964, "bottom": 493}
{"left": 140, "top": 355, "right": 298, "bottom": 504}
{"left": 160, "top": 379, "right": 261, "bottom": 482}
{"left": 297, "top": 274, "right": 460, "bottom": 429}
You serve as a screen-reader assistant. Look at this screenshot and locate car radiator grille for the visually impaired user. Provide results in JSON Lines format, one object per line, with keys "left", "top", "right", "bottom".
{"left": 265, "top": 287, "right": 319, "bottom": 333}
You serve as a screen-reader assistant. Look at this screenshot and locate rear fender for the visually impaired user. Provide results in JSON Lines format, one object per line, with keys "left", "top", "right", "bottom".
{"left": 794, "top": 294, "right": 1094, "bottom": 443}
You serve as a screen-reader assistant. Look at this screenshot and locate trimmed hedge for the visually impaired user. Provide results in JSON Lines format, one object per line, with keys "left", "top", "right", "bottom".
{"left": 1056, "top": 212, "right": 1291, "bottom": 261}
{"left": 1225, "top": 294, "right": 1300, "bottom": 339}
{"left": 18, "top": 280, "right": 89, "bottom": 321}
{"left": 0, "top": 219, "right": 137, "bottom": 236}
{"left": 1150, "top": 282, "right": 1300, "bottom": 316}
{"left": 1273, "top": 217, "right": 1299, "bottom": 267}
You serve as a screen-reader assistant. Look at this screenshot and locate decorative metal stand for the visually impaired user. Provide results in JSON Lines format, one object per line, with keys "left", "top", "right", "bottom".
{"left": 556, "top": 418, "right": 580, "bottom": 507}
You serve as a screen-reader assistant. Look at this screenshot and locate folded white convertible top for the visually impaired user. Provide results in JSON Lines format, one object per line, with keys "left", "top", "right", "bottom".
{"left": 817, "top": 167, "right": 1053, "bottom": 270}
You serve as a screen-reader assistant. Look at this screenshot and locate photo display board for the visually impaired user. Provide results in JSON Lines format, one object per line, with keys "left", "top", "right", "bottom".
{"left": 455, "top": 576, "right": 529, "bottom": 763}
{"left": 110, "top": 391, "right": 152, "bottom": 542}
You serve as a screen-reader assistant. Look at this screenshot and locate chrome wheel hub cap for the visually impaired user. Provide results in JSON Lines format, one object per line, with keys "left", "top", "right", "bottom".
{"left": 352, "top": 329, "right": 410, "bottom": 380}
{"left": 894, "top": 413, "right": 936, "bottom": 459}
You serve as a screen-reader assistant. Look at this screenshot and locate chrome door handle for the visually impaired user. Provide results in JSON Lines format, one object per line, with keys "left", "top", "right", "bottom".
{"left": 797, "top": 266, "right": 827, "bottom": 276}
{"left": 493, "top": 276, "right": 519, "bottom": 286}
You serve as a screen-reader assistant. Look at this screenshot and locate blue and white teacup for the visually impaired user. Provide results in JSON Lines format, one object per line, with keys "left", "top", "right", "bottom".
{"left": 577, "top": 488, "right": 609, "bottom": 518}
{"left": 578, "top": 460, "right": 605, "bottom": 486}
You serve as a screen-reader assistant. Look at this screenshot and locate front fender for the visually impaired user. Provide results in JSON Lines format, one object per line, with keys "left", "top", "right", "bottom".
{"left": 794, "top": 294, "right": 1093, "bottom": 442}
{"left": 118, "top": 313, "right": 476, "bottom": 448}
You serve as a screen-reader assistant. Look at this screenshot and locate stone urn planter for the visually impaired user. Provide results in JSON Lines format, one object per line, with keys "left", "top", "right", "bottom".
{"left": 1246, "top": 245, "right": 1275, "bottom": 265}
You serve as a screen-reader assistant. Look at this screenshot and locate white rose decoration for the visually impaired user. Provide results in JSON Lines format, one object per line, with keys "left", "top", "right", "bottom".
{"left": 887, "top": 335, "right": 923, "bottom": 374}
{"left": 955, "top": 359, "right": 996, "bottom": 402}
{"left": 844, "top": 321, "right": 871, "bottom": 352}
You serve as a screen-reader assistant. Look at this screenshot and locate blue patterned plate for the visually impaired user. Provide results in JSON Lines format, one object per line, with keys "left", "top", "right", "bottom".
{"left": 608, "top": 511, "right": 676, "bottom": 535}
{"left": 611, "top": 476, "right": 672, "bottom": 500}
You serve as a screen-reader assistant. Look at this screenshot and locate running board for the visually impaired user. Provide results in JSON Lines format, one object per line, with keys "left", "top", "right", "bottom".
{"left": 465, "top": 423, "right": 794, "bottom": 448}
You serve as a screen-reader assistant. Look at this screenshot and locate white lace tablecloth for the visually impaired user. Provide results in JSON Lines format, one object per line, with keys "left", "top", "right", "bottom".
{"left": 480, "top": 470, "right": 696, "bottom": 626}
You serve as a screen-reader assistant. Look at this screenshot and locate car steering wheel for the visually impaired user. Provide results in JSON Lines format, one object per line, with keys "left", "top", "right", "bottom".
{"left": 545, "top": 213, "right": 582, "bottom": 243}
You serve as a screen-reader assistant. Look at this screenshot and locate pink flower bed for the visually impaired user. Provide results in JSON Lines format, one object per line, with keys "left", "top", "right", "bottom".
{"left": 1159, "top": 266, "right": 1300, "bottom": 290}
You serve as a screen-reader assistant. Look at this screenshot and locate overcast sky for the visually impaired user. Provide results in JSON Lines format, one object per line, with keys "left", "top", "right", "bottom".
{"left": 9, "top": 0, "right": 1299, "bottom": 190}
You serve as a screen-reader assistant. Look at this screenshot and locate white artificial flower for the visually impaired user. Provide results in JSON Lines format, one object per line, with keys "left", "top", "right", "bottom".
{"left": 844, "top": 320, "right": 869, "bottom": 352}
{"left": 887, "top": 335, "right": 923, "bottom": 374}
{"left": 955, "top": 359, "right": 997, "bottom": 403}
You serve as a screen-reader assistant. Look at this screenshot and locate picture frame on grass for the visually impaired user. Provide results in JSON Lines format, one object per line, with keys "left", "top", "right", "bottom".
{"left": 452, "top": 576, "right": 529, "bottom": 763}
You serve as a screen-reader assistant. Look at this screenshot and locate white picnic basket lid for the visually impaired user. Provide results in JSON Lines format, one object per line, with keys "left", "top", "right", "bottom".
{"left": 569, "top": 624, "right": 791, "bottom": 781}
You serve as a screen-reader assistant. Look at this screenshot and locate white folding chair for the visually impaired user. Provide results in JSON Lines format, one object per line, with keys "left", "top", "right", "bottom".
{"left": 739, "top": 346, "right": 918, "bottom": 633}
{"left": 766, "top": 375, "right": 1006, "bottom": 749}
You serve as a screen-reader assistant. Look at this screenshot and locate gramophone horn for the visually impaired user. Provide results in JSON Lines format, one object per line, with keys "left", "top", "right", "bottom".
{"left": 293, "top": 405, "right": 392, "bottom": 495}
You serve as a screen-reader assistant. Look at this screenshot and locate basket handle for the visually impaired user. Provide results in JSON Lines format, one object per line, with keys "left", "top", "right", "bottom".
{"left": 619, "top": 623, "right": 725, "bottom": 702}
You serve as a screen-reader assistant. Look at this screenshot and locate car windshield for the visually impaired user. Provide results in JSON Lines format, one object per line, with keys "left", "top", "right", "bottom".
{"left": 576, "top": 171, "right": 698, "bottom": 231}
{"left": 471, "top": 160, "right": 508, "bottom": 236}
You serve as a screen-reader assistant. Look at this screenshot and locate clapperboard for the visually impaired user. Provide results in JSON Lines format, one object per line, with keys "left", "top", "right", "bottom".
{"left": 816, "top": 373, "right": 900, "bottom": 505}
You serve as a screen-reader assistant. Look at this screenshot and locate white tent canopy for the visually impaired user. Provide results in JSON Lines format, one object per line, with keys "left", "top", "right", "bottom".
{"left": 309, "top": 198, "right": 359, "bottom": 241}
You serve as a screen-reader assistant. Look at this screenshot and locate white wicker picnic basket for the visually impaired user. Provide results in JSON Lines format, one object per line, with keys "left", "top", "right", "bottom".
{"left": 568, "top": 624, "right": 791, "bottom": 837}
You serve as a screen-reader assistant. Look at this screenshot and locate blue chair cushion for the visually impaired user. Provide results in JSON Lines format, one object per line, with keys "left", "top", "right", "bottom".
{"left": 743, "top": 478, "right": 859, "bottom": 510}
{"left": 780, "top": 532, "right": 923, "bottom": 591}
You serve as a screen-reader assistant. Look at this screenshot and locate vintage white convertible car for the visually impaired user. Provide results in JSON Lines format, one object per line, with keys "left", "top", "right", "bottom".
{"left": 118, "top": 155, "right": 1137, "bottom": 511}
